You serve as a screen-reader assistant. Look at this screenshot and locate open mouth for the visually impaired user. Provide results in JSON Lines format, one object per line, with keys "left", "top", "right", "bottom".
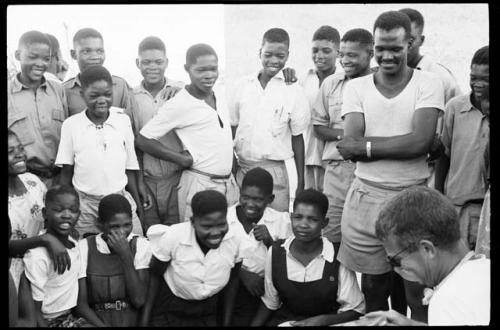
{"left": 206, "top": 236, "right": 222, "bottom": 245}
{"left": 59, "top": 223, "right": 72, "bottom": 230}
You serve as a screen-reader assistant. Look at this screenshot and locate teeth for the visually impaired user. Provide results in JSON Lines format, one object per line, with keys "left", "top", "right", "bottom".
{"left": 59, "top": 223, "right": 71, "bottom": 229}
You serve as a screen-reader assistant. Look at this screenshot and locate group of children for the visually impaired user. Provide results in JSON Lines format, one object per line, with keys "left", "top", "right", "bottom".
{"left": 8, "top": 6, "right": 489, "bottom": 328}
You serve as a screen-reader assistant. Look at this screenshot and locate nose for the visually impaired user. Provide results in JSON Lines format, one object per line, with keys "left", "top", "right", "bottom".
{"left": 381, "top": 51, "right": 394, "bottom": 61}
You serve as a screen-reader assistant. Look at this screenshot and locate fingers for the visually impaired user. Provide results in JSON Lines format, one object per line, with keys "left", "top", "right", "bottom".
{"left": 143, "top": 194, "right": 153, "bottom": 210}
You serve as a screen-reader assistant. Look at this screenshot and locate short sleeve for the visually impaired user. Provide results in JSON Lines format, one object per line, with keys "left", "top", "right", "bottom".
{"left": 59, "top": 84, "right": 69, "bottom": 119}
{"left": 23, "top": 249, "right": 49, "bottom": 302}
{"left": 276, "top": 212, "right": 293, "bottom": 240}
{"left": 440, "top": 100, "right": 456, "bottom": 157}
{"left": 146, "top": 224, "right": 174, "bottom": 262}
{"left": 290, "top": 86, "right": 311, "bottom": 136}
{"left": 227, "top": 83, "right": 241, "bottom": 126}
{"left": 55, "top": 119, "right": 75, "bottom": 166}
{"left": 340, "top": 80, "right": 364, "bottom": 118}
{"left": 336, "top": 263, "right": 366, "bottom": 314}
{"left": 311, "top": 78, "right": 332, "bottom": 126}
{"left": 134, "top": 237, "right": 153, "bottom": 270}
{"left": 140, "top": 101, "right": 182, "bottom": 140}
{"left": 122, "top": 115, "right": 140, "bottom": 170}
{"left": 416, "top": 72, "right": 445, "bottom": 112}
{"left": 260, "top": 247, "right": 282, "bottom": 310}
{"left": 78, "top": 239, "right": 89, "bottom": 279}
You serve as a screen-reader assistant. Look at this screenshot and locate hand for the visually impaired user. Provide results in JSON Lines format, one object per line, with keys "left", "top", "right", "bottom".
{"left": 239, "top": 268, "right": 264, "bottom": 297}
{"left": 427, "top": 133, "right": 444, "bottom": 162}
{"left": 163, "top": 86, "right": 182, "bottom": 101}
{"left": 181, "top": 150, "right": 193, "bottom": 169}
{"left": 336, "top": 136, "right": 363, "bottom": 161}
{"left": 43, "top": 233, "right": 72, "bottom": 274}
{"left": 291, "top": 315, "right": 326, "bottom": 327}
{"left": 282, "top": 67, "right": 298, "bottom": 85}
{"left": 253, "top": 224, "right": 273, "bottom": 246}
{"left": 138, "top": 181, "right": 153, "bottom": 211}
{"left": 360, "top": 310, "right": 415, "bottom": 326}
{"left": 105, "top": 231, "right": 133, "bottom": 261}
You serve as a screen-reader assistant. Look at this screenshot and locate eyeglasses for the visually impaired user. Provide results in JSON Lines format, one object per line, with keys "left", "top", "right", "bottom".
{"left": 386, "top": 245, "right": 411, "bottom": 268}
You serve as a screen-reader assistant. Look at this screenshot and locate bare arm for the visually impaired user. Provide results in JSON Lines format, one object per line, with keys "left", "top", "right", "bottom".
{"left": 314, "top": 125, "right": 344, "bottom": 142}
{"left": 135, "top": 134, "right": 193, "bottom": 168}
{"left": 222, "top": 262, "right": 242, "bottom": 326}
{"left": 59, "top": 164, "right": 74, "bottom": 186}
{"left": 231, "top": 125, "right": 239, "bottom": 176}
{"left": 16, "top": 272, "right": 37, "bottom": 327}
{"left": 75, "top": 278, "right": 107, "bottom": 327}
{"left": 34, "top": 300, "right": 48, "bottom": 327}
{"left": 434, "top": 154, "right": 450, "bottom": 193}
{"left": 292, "top": 134, "right": 305, "bottom": 193}
{"left": 292, "top": 310, "right": 362, "bottom": 326}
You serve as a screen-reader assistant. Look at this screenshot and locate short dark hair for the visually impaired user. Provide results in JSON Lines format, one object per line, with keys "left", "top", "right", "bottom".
{"left": 45, "top": 185, "right": 80, "bottom": 207}
{"left": 45, "top": 33, "right": 61, "bottom": 58}
{"left": 73, "top": 28, "right": 103, "bottom": 46}
{"left": 138, "top": 36, "right": 166, "bottom": 54}
{"left": 18, "top": 30, "right": 51, "bottom": 49}
{"left": 398, "top": 8, "right": 425, "bottom": 29}
{"left": 373, "top": 11, "right": 412, "bottom": 40}
{"left": 375, "top": 186, "right": 461, "bottom": 251}
{"left": 191, "top": 190, "right": 227, "bottom": 218}
{"left": 80, "top": 65, "right": 113, "bottom": 89}
{"left": 312, "top": 25, "right": 340, "bottom": 45}
{"left": 242, "top": 167, "right": 274, "bottom": 196}
{"left": 471, "top": 45, "right": 489, "bottom": 66}
{"left": 293, "top": 189, "right": 329, "bottom": 218}
{"left": 185, "top": 43, "right": 218, "bottom": 67}
{"left": 341, "top": 28, "right": 374, "bottom": 47}
{"left": 262, "top": 28, "right": 290, "bottom": 47}
{"left": 98, "top": 194, "right": 132, "bottom": 224}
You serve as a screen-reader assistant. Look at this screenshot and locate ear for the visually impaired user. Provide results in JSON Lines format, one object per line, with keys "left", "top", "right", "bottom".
{"left": 14, "top": 49, "right": 21, "bottom": 61}
{"left": 267, "top": 194, "right": 275, "bottom": 205}
{"left": 419, "top": 239, "right": 437, "bottom": 258}
{"left": 96, "top": 219, "right": 104, "bottom": 232}
{"left": 165, "top": 57, "right": 169, "bottom": 69}
{"left": 420, "top": 35, "right": 425, "bottom": 46}
{"left": 368, "top": 48, "right": 374, "bottom": 58}
{"left": 321, "top": 216, "right": 330, "bottom": 229}
{"left": 70, "top": 49, "right": 77, "bottom": 60}
{"left": 407, "top": 38, "right": 414, "bottom": 49}
{"left": 42, "top": 207, "right": 47, "bottom": 220}
{"left": 259, "top": 48, "right": 262, "bottom": 58}
{"left": 80, "top": 89, "right": 85, "bottom": 98}
{"left": 184, "top": 63, "right": 189, "bottom": 72}
{"left": 135, "top": 58, "right": 140, "bottom": 70}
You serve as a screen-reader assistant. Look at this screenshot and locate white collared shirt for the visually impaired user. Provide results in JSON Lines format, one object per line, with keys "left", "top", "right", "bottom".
{"left": 44, "top": 72, "right": 62, "bottom": 83}
{"left": 229, "top": 72, "right": 310, "bottom": 162}
{"left": 261, "top": 237, "right": 365, "bottom": 314}
{"left": 55, "top": 107, "right": 140, "bottom": 196}
{"left": 416, "top": 56, "right": 462, "bottom": 104}
{"left": 227, "top": 204, "right": 292, "bottom": 276}
{"left": 78, "top": 233, "right": 152, "bottom": 279}
{"left": 140, "top": 87, "right": 233, "bottom": 176}
{"left": 147, "top": 222, "right": 249, "bottom": 300}
{"left": 23, "top": 235, "right": 81, "bottom": 319}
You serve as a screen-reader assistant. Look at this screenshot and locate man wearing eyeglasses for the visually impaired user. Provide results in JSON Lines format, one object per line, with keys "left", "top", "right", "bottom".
{"left": 356, "top": 186, "right": 489, "bottom": 326}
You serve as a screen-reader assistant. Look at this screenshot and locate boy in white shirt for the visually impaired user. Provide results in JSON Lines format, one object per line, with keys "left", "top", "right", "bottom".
{"left": 229, "top": 28, "right": 310, "bottom": 212}
{"left": 227, "top": 167, "right": 292, "bottom": 325}
{"left": 56, "top": 65, "right": 147, "bottom": 238}
{"left": 23, "top": 185, "right": 88, "bottom": 327}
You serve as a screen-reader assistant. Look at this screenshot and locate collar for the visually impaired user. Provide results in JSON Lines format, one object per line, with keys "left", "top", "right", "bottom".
{"left": 11, "top": 73, "right": 48, "bottom": 93}
{"left": 82, "top": 106, "right": 123, "bottom": 129}
{"left": 228, "top": 204, "right": 279, "bottom": 226}
{"left": 179, "top": 221, "right": 234, "bottom": 246}
{"left": 415, "top": 55, "right": 428, "bottom": 70}
{"left": 68, "top": 73, "right": 118, "bottom": 88}
{"left": 251, "top": 70, "right": 285, "bottom": 83}
{"left": 44, "top": 72, "right": 61, "bottom": 82}
{"left": 283, "top": 236, "right": 334, "bottom": 263}
{"left": 459, "top": 92, "right": 482, "bottom": 113}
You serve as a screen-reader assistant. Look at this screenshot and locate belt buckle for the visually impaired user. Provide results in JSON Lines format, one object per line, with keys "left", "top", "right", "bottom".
{"left": 115, "top": 300, "right": 122, "bottom": 311}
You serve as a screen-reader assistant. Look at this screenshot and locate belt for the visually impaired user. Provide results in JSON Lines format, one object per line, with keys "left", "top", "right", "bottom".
{"left": 188, "top": 168, "right": 231, "bottom": 180}
{"left": 28, "top": 166, "right": 61, "bottom": 178}
{"left": 94, "top": 300, "right": 130, "bottom": 311}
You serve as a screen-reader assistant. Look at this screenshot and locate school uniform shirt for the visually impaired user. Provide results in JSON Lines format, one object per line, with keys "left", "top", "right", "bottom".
{"left": 8, "top": 74, "right": 68, "bottom": 172}
{"left": 44, "top": 72, "right": 62, "bottom": 83}
{"left": 440, "top": 93, "right": 489, "bottom": 206}
{"left": 261, "top": 237, "right": 365, "bottom": 314}
{"left": 63, "top": 74, "right": 135, "bottom": 116}
{"left": 140, "top": 87, "right": 233, "bottom": 176}
{"left": 227, "top": 204, "right": 292, "bottom": 277}
{"left": 78, "top": 233, "right": 152, "bottom": 279}
{"left": 131, "top": 78, "right": 185, "bottom": 179}
{"left": 229, "top": 72, "right": 310, "bottom": 163}
{"left": 55, "top": 107, "right": 140, "bottom": 196}
{"left": 341, "top": 70, "right": 445, "bottom": 187}
{"left": 428, "top": 252, "right": 490, "bottom": 325}
{"left": 147, "top": 222, "right": 250, "bottom": 301}
{"left": 23, "top": 234, "right": 81, "bottom": 320}
{"left": 416, "top": 56, "right": 462, "bottom": 104}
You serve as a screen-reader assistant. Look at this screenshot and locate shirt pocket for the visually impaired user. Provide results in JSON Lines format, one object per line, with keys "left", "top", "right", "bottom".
{"left": 327, "top": 95, "right": 343, "bottom": 127}
{"left": 8, "top": 111, "right": 35, "bottom": 146}
{"left": 271, "top": 105, "right": 290, "bottom": 137}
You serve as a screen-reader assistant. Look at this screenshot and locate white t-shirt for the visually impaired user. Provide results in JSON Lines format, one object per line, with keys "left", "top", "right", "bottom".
{"left": 147, "top": 222, "right": 250, "bottom": 300}
{"left": 78, "top": 233, "right": 152, "bottom": 279}
{"left": 416, "top": 56, "right": 462, "bottom": 104}
{"left": 428, "top": 253, "right": 490, "bottom": 325}
{"left": 55, "top": 107, "right": 140, "bottom": 196}
{"left": 23, "top": 235, "right": 81, "bottom": 319}
{"left": 227, "top": 204, "right": 292, "bottom": 276}
{"left": 341, "top": 70, "right": 444, "bottom": 187}
{"left": 140, "top": 87, "right": 233, "bottom": 176}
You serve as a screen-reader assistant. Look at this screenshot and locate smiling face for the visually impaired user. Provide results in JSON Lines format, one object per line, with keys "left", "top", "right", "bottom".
{"left": 185, "top": 54, "right": 218, "bottom": 94}
{"left": 81, "top": 79, "right": 113, "bottom": 120}
{"left": 8, "top": 134, "right": 27, "bottom": 176}
{"left": 291, "top": 203, "right": 327, "bottom": 243}
{"left": 44, "top": 193, "right": 80, "bottom": 238}
{"left": 239, "top": 186, "right": 273, "bottom": 222}
{"left": 407, "top": 22, "right": 424, "bottom": 65}
{"left": 470, "top": 64, "right": 489, "bottom": 103}
{"left": 374, "top": 27, "right": 410, "bottom": 75}
{"left": 312, "top": 39, "right": 337, "bottom": 73}
{"left": 192, "top": 211, "right": 229, "bottom": 250}
{"left": 72, "top": 37, "right": 105, "bottom": 73}
{"left": 339, "top": 41, "right": 373, "bottom": 78}
{"left": 16, "top": 42, "right": 51, "bottom": 84}
{"left": 260, "top": 41, "right": 289, "bottom": 78}
{"left": 137, "top": 49, "right": 168, "bottom": 85}
{"left": 100, "top": 212, "right": 133, "bottom": 240}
